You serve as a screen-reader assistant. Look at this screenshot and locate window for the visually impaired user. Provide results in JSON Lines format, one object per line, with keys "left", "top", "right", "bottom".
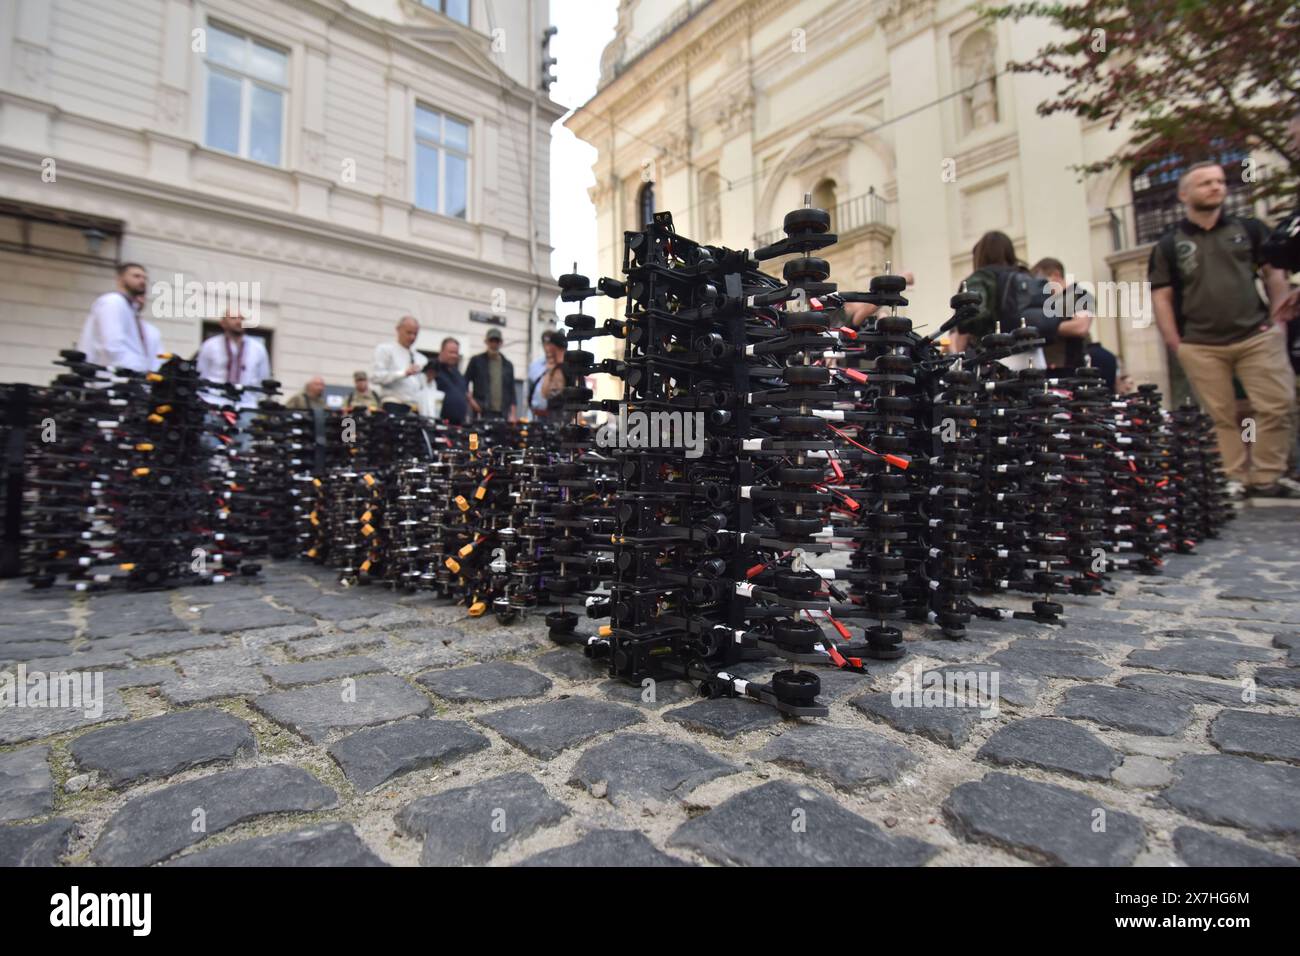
{"left": 421, "top": 0, "right": 470, "bottom": 26}
{"left": 812, "top": 178, "right": 838, "bottom": 229}
{"left": 203, "top": 23, "right": 288, "bottom": 166}
{"left": 415, "top": 105, "right": 470, "bottom": 219}
{"left": 638, "top": 182, "right": 655, "bottom": 228}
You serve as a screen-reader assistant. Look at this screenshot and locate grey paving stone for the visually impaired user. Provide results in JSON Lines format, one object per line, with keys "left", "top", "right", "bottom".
{"left": 1156, "top": 628, "right": 1242, "bottom": 643}
{"left": 0, "top": 818, "right": 76, "bottom": 866}
{"left": 1127, "top": 640, "right": 1278, "bottom": 679}
{"left": 533, "top": 647, "right": 609, "bottom": 680}
{"left": 395, "top": 771, "right": 569, "bottom": 866}
{"left": 0, "top": 641, "right": 77, "bottom": 662}
{"left": 663, "top": 698, "right": 783, "bottom": 739}
{"left": 339, "top": 607, "right": 426, "bottom": 632}
{"left": 327, "top": 718, "right": 490, "bottom": 791}
{"left": 1116, "top": 673, "right": 1278, "bottom": 707}
{"left": 989, "top": 646, "right": 1113, "bottom": 680}
{"left": 599, "top": 677, "right": 698, "bottom": 708}
{"left": 102, "top": 665, "right": 176, "bottom": 691}
{"left": 569, "top": 733, "right": 737, "bottom": 804}
{"left": 1172, "top": 826, "right": 1299, "bottom": 867}
{"left": 1255, "top": 667, "right": 1300, "bottom": 689}
{"left": 1055, "top": 619, "right": 1151, "bottom": 646}
{"left": 0, "top": 688, "right": 130, "bottom": 745}
{"left": 1054, "top": 685, "right": 1194, "bottom": 737}
{"left": 477, "top": 697, "right": 643, "bottom": 758}
{"left": 669, "top": 780, "right": 939, "bottom": 866}
{"left": 851, "top": 691, "right": 985, "bottom": 748}
{"left": 91, "top": 765, "right": 338, "bottom": 866}
{"left": 1161, "top": 754, "right": 1300, "bottom": 837}
{"left": 22, "top": 649, "right": 131, "bottom": 671}
{"left": 161, "top": 648, "right": 270, "bottom": 704}
{"left": 234, "top": 624, "right": 320, "bottom": 649}
{"left": 1273, "top": 633, "right": 1300, "bottom": 650}
{"left": 754, "top": 724, "right": 918, "bottom": 790}
{"left": 0, "top": 745, "right": 54, "bottom": 822}
{"left": 369, "top": 642, "right": 467, "bottom": 676}
{"left": 262, "top": 656, "right": 386, "bottom": 688}
{"left": 416, "top": 661, "right": 552, "bottom": 702}
{"left": 69, "top": 709, "right": 256, "bottom": 787}
{"left": 197, "top": 601, "right": 314, "bottom": 634}
{"left": 1209, "top": 710, "right": 1300, "bottom": 764}
{"left": 252, "top": 674, "right": 433, "bottom": 744}
{"left": 286, "top": 631, "right": 388, "bottom": 660}
{"left": 97, "top": 631, "right": 230, "bottom": 658}
{"left": 977, "top": 717, "right": 1121, "bottom": 781}
{"left": 1111, "top": 755, "right": 1173, "bottom": 789}
{"left": 167, "top": 822, "right": 387, "bottom": 867}
{"left": 519, "top": 830, "right": 688, "bottom": 867}
{"left": 927, "top": 663, "right": 1043, "bottom": 708}
{"left": 85, "top": 596, "right": 186, "bottom": 638}
{"left": 943, "top": 771, "right": 1145, "bottom": 866}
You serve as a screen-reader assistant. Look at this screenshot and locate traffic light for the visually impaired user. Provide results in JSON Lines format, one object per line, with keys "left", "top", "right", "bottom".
{"left": 540, "top": 25, "right": 557, "bottom": 92}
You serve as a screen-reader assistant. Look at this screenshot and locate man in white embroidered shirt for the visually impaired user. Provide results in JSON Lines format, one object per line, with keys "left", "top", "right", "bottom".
{"left": 371, "top": 315, "right": 427, "bottom": 410}
{"left": 76, "top": 262, "right": 163, "bottom": 373}
{"left": 196, "top": 308, "right": 271, "bottom": 408}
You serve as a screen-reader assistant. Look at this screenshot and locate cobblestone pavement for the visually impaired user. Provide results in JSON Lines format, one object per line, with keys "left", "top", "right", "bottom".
{"left": 2, "top": 504, "right": 1298, "bottom": 867}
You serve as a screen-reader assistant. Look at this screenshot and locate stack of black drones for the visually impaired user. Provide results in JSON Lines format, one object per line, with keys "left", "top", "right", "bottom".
{"left": 0, "top": 202, "right": 1234, "bottom": 715}
{"left": 4, "top": 349, "right": 276, "bottom": 590}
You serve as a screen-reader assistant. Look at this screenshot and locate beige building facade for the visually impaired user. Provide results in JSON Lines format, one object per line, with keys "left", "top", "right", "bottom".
{"left": 568, "top": 0, "right": 1276, "bottom": 399}
{"left": 0, "top": 0, "right": 563, "bottom": 396}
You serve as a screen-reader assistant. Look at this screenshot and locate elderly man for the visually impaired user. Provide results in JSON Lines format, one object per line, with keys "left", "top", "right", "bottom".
{"left": 285, "top": 376, "right": 326, "bottom": 411}
{"left": 285, "top": 376, "right": 328, "bottom": 473}
{"left": 196, "top": 309, "right": 271, "bottom": 408}
{"left": 76, "top": 262, "right": 163, "bottom": 373}
{"left": 371, "top": 315, "right": 427, "bottom": 410}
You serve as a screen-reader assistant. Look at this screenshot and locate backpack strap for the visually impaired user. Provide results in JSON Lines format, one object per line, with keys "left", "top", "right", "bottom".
{"left": 1150, "top": 226, "right": 1185, "bottom": 335}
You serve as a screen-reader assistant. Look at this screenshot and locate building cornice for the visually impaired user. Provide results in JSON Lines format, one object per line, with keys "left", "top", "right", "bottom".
{"left": 0, "top": 148, "right": 555, "bottom": 292}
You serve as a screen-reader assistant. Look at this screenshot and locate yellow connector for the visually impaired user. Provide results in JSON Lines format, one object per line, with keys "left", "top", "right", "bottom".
{"left": 599, "top": 625, "right": 612, "bottom": 637}
{"left": 469, "top": 433, "right": 479, "bottom": 451}
{"left": 445, "top": 557, "right": 461, "bottom": 573}
{"left": 468, "top": 601, "right": 486, "bottom": 617}
{"left": 119, "top": 562, "right": 135, "bottom": 571}
{"left": 458, "top": 543, "right": 474, "bottom": 558}
{"left": 474, "top": 485, "right": 487, "bottom": 500}
{"left": 454, "top": 495, "right": 469, "bottom": 512}
{"left": 132, "top": 467, "right": 150, "bottom": 477}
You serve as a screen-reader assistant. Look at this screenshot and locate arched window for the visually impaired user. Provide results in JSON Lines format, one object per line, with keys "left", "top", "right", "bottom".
{"left": 812, "top": 178, "right": 838, "bottom": 230}
{"left": 638, "top": 181, "right": 655, "bottom": 228}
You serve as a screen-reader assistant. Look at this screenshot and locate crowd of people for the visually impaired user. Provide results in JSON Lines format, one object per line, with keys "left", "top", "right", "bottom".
{"left": 74, "top": 284, "right": 576, "bottom": 427}
{"left": 70, "top": 106, "right": 1300, "bottom": 494}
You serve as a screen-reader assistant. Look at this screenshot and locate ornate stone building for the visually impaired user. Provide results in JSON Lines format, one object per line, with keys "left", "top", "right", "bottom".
{"left": 567, "top": 0, "right": 1273, "bottom": 398}
{"left": 0, "top": 0, "right": 563, "bottom": 396}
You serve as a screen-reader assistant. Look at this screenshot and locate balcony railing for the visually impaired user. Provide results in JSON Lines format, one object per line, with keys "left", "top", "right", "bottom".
{"left": 755, "top": 189, "right": 891, "bottom": 249}
{"left": 608, "top": 0, "right": 713, "bottom": 85}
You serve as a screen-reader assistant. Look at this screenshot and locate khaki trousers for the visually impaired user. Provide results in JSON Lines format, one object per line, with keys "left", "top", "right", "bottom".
{"left": 1177, "top": 324, "right": 1297, "bottom": 486}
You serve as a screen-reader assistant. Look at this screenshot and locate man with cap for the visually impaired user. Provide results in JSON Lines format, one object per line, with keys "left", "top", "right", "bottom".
{"left": 346, "top": 370, "right": 381, "bottom": 412}
{"left": 465, "top": 327, "right": 516, "bottom": 421}
{"left": 371, "top": 315, "right": 427, "bottom": 410}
